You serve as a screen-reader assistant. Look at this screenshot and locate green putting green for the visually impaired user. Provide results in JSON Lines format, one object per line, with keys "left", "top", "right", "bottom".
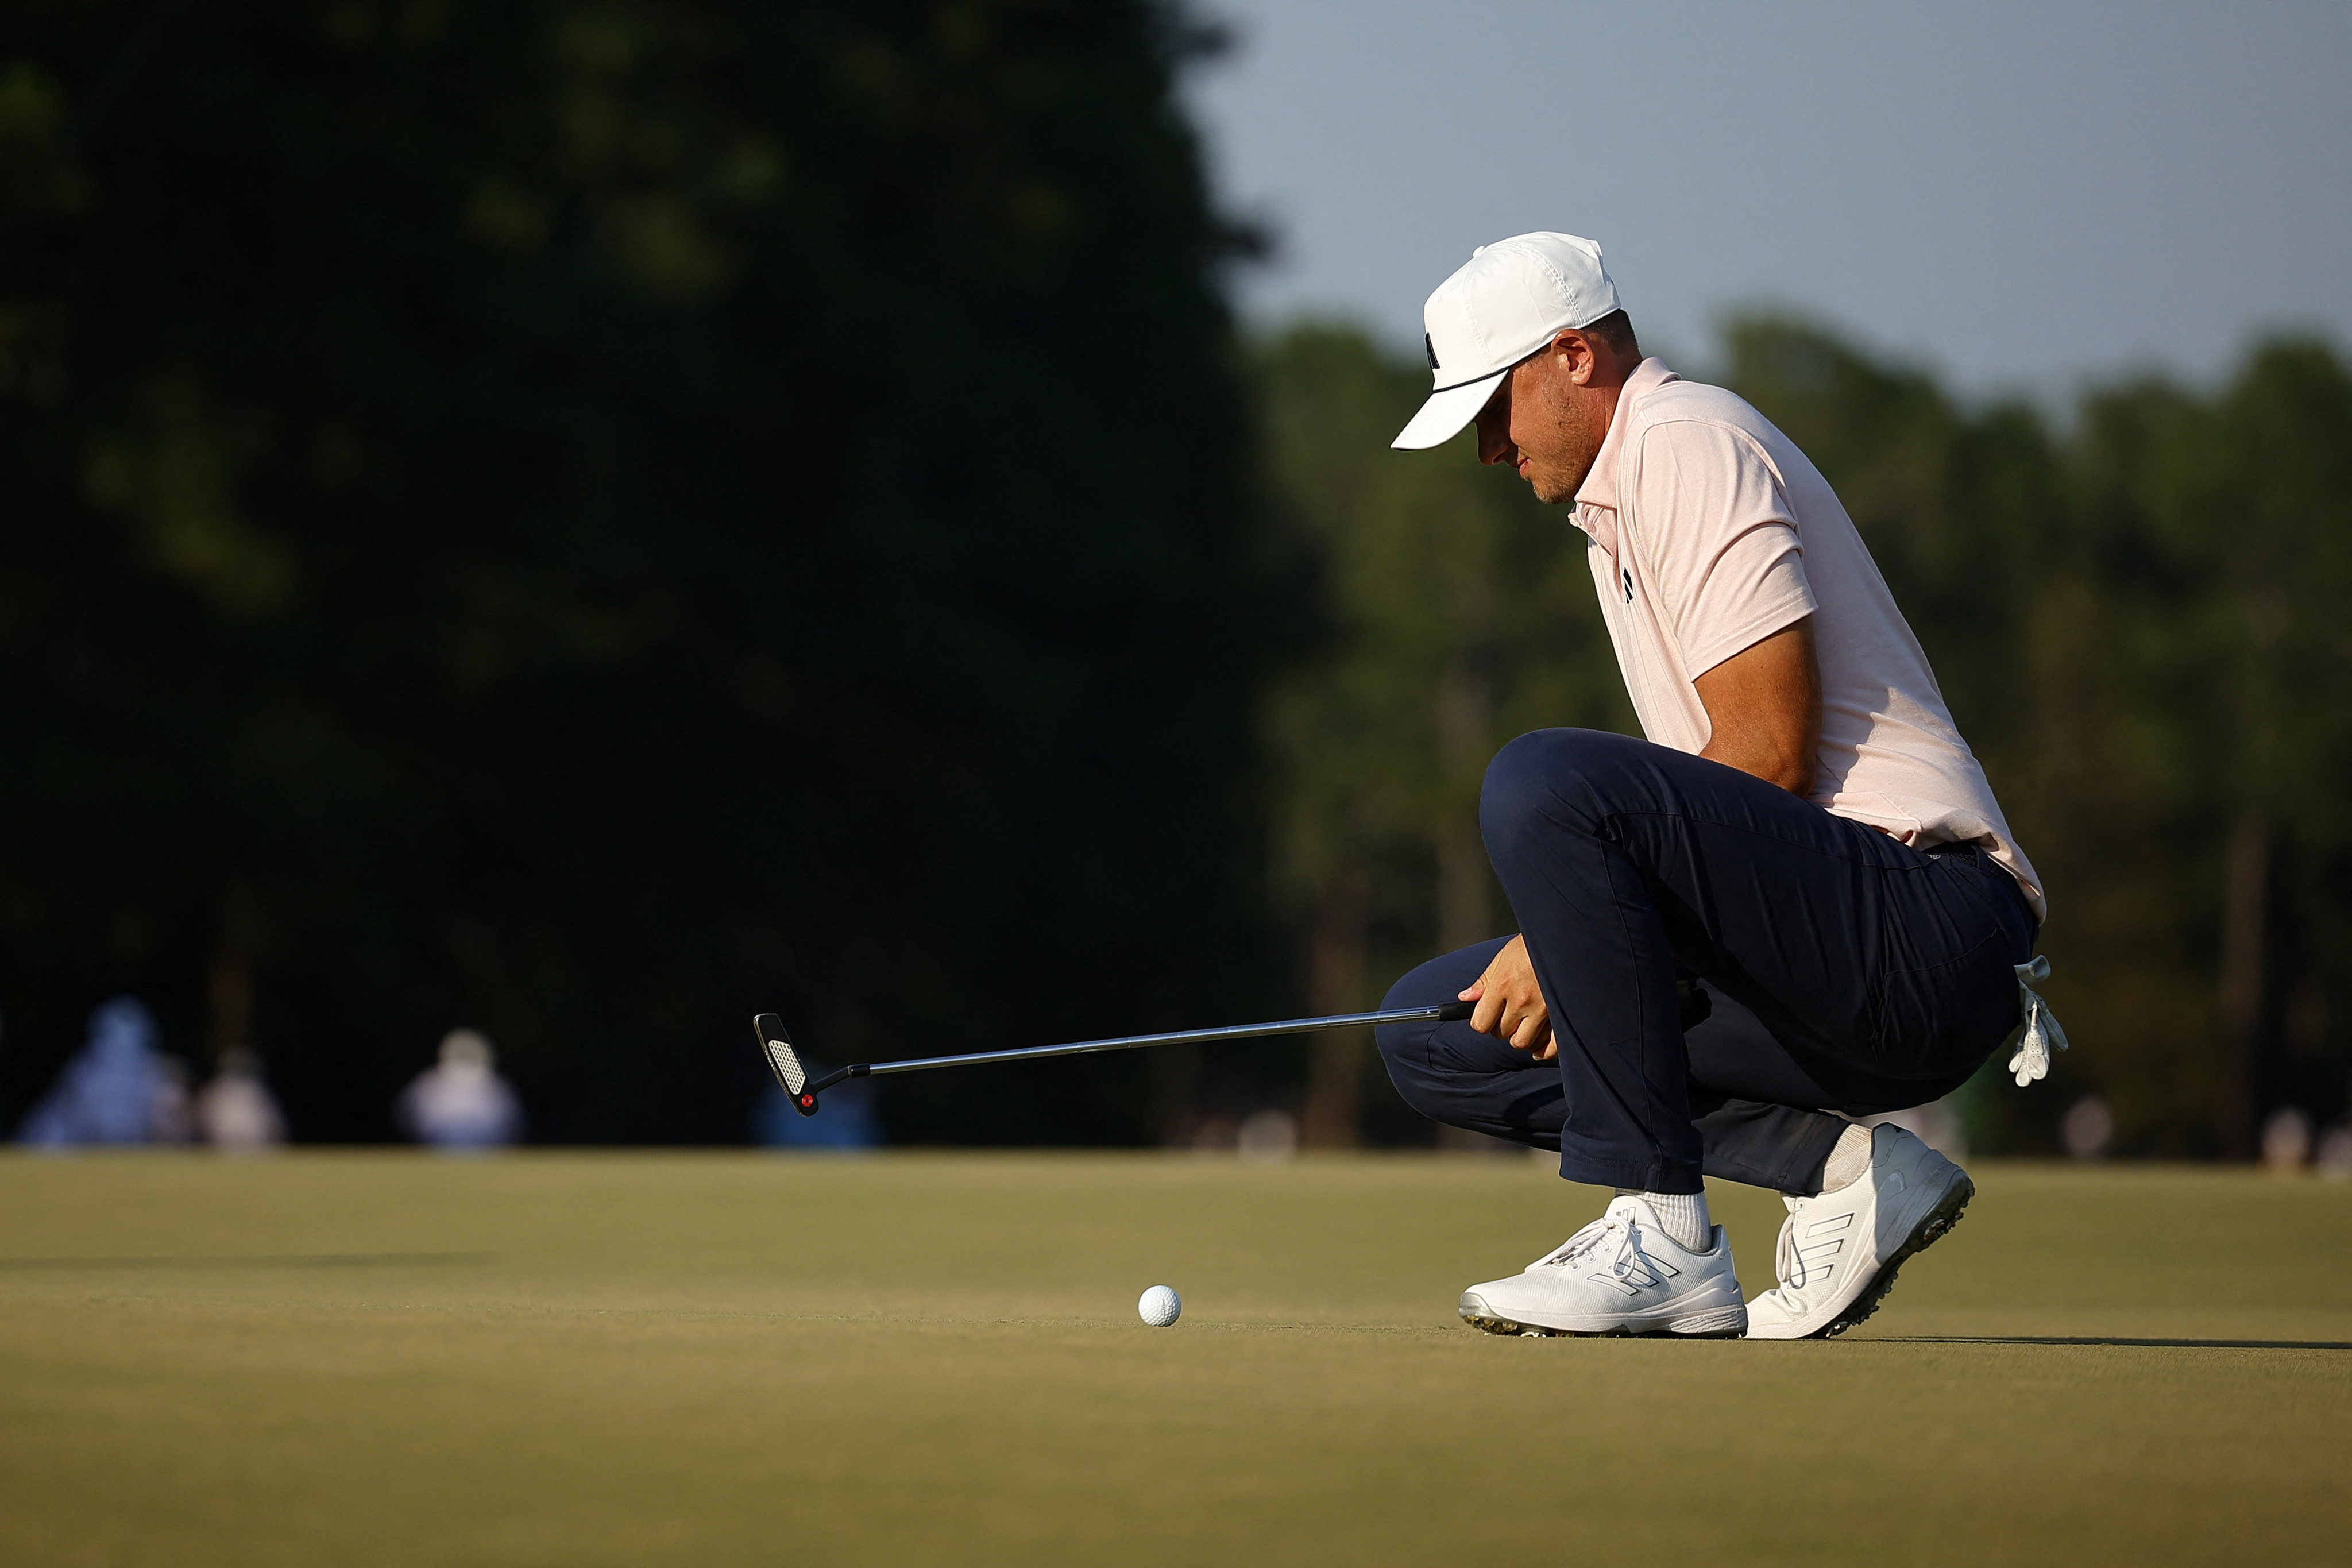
{"left": 2, "top": 1152, "right": 2346, "bottom": 1565}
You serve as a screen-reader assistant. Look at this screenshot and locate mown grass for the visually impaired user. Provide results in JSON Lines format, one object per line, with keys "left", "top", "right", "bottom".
{"left": 2, "top": 1152, "right": 2346, "bottom": 1566}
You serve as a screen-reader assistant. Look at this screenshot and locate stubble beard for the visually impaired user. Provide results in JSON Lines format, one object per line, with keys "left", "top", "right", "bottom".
{"left": 1527, "top": 393, "right": 1608, "bottom": 507}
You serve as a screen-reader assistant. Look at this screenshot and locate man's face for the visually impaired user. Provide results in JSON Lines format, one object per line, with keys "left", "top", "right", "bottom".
{"left": 1473, "top": 338, "right": 1613, "bottom": 505}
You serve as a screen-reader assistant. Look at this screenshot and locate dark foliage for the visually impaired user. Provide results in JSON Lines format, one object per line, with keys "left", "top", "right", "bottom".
{"left": 0, "top": 0, "right": 1300, "bottom": 1142}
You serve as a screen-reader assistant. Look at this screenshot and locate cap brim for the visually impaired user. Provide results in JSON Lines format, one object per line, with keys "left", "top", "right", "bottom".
{"left": 1390, "top": 369, "right": 1507, "bottom": 450}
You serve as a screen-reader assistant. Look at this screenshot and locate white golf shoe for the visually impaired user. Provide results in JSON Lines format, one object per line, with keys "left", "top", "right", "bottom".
{"left": 1745, "top": 1122, "right": 1974, "bottom": 1340}
{"left": 1458, "top": 1196, "right": 1748, "bottom": 1338}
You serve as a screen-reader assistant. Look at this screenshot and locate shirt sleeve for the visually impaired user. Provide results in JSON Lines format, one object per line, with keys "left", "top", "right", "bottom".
{"left": 1626, "top": 419, "right": 1817, "bottom": 678}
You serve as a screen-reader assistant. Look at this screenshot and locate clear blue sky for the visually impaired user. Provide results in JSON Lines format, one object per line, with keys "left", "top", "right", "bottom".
{"left": 1181, "top": 1, "right": 2351, "bottom": 402}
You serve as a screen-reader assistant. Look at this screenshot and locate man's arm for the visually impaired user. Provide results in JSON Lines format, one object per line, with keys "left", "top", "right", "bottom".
{"left": 1460, "top": 616, "right": 1824, "bottom": 1057}
{"left": 1693, "top": 616, "right": 1822, "bottom": 795}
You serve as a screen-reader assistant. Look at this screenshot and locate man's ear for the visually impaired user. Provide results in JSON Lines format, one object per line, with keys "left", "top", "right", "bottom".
{"left": 1552, "top": 327, "right": 1598, "bottom": 385}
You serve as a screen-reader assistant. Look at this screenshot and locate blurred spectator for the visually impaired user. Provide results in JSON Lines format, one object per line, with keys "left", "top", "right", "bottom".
{"left": 399, "top": 1029, "right": 522, "bottom": 1151}
{"left": 2316, "top": 1126, "right": 2352, "bottom": 1181}
{"left": 151, "top": 1056, "right": 195, "bottom": 1145}
{"left": 2259, "top": 1106, "right": 2312, "bottom": 1172}
{"left": 2061, "top": 1095, "right": 2116, "bottom": 1160}
{"left": 196, "top": 1048, "right": 287, "bottom": 1152}
{"left": 1236, "top": 1108, "right": 1300, "bottom": 1163}
{"left": 755, "top": 1079, "right": 879, "bottom": 1152}
{"left": 17, "top": 998, "right": 189, "bottom": 1148}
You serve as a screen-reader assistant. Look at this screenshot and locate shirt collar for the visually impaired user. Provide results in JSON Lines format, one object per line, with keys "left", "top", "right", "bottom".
{"left": 1572, "top": 356, "right": 1678, "bottom": 523}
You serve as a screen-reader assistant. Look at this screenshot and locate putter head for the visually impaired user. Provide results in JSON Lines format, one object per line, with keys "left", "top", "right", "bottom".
{"left": 753, "top": 1013, "right": 821, "bottom": 1116}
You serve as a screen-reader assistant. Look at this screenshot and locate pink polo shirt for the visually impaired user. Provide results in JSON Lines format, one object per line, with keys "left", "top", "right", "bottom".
{"left": 1573, "top": 358, "right": 2045, "bottom": 920}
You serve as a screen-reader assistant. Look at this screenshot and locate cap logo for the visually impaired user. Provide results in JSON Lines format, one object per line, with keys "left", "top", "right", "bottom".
{"left": 1425, "top": 333, "right": 1439, "bottom": 371}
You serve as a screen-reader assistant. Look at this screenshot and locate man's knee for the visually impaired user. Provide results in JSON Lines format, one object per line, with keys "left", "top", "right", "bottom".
{"left": 1480, "top": 728, "right": 1635, "bottom": 852}
{"left": 1374, "top": 963, "right": 1445, "bottom": 1100}
{"left": 1376, "top": 956, "right": 1567, "bottom": 1147}
{"left": 1373, "top": 1017, "right": 1443, "bottom": 1123}
{"left": 1374, "top": 940, "right": 1509, "bottom": 1118}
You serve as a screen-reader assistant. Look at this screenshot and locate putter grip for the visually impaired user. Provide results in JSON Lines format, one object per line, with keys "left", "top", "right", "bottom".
{"left": 1436, "top": 1001, "right": 1474, "bottom": 1022}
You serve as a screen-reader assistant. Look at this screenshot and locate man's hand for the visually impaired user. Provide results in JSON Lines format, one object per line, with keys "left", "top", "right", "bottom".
{"left": 1460, "top": 935, "right": 1555, "bottom": 1060}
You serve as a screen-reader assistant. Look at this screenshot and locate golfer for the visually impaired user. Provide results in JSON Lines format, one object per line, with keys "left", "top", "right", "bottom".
{"left": 1377, "top": 233, "right": 2064, "bottom": 1339}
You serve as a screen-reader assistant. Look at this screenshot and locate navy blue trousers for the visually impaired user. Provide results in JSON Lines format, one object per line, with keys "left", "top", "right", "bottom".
{"left": 1375, "top": 730, "right": 2036, "bottom": 1196}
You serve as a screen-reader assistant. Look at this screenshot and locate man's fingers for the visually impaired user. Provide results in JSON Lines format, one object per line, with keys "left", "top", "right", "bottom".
{"left": 1470, "top": 991, "right": 1505, "bottom": 1036}
{"left": 1466, "top": 936, "right": 1555, "bottom": 1051}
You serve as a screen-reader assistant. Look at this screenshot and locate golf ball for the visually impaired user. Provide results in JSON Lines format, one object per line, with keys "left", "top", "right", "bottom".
{"left": 1138, "top": 1284, "right": 1182, "bottom": 1327}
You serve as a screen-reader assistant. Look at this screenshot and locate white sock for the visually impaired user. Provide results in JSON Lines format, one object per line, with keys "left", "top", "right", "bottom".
{"left": 1822, "top": 1123, "right": 1875, "bottom": 1192}
{"left": 1619, "top": 1188, "right": 1710, "bottom": 1251}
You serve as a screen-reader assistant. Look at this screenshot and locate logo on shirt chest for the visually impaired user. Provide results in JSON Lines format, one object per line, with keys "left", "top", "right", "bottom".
{"left": 1621, "top": 565, "right": 1635, "bottom": 604}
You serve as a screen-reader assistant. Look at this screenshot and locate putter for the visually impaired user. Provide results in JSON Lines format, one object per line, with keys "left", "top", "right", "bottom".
{"left": 754, "top": 1001, "right": 1474, "bottom": 1117}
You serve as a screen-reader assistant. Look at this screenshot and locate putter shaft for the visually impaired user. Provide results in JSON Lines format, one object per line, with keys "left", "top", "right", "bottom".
{"left": 767, "top": 1001, "right": 1474, "bottom": 1103}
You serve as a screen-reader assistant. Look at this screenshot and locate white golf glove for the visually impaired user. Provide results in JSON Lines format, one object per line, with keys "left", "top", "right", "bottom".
{"left": 2004, "top": 955, "right": 2069, "bottom": 1087}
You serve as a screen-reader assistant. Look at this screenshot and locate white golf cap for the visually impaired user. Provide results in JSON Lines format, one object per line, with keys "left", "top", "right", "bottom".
{"left": 1391, "top": 232, "right": 1621, "bottom": 450}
